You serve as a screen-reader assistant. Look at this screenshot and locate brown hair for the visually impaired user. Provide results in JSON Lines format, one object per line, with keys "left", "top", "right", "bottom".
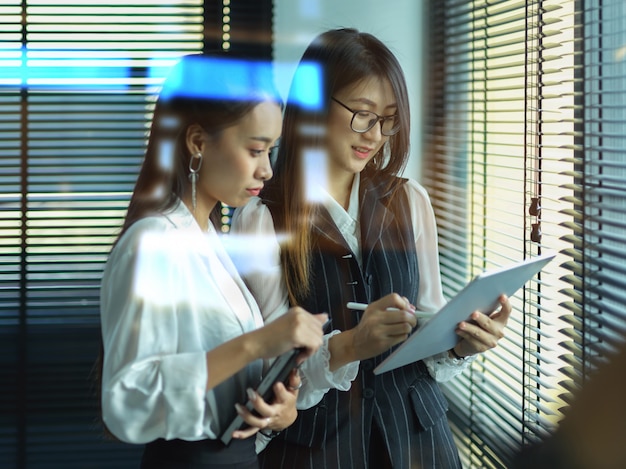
{"left": 119, "top": 54, "right": 282, "bottom": 242}
{"left": 263, "top": 28, "right": 411, "bottom": 305}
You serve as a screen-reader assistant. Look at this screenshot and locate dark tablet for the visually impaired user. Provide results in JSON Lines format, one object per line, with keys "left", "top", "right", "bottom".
{"left": 219, "top": 348, "right": 302, "bottom": 445}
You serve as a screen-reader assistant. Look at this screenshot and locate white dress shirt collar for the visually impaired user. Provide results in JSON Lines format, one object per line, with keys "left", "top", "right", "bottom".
{"left": 320, "top": 173, "right": 362, "bottom": 265}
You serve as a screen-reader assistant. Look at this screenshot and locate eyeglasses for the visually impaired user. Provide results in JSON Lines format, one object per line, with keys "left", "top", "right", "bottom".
{"left": 331, "top": 97, "right": 400, "bottom": 136}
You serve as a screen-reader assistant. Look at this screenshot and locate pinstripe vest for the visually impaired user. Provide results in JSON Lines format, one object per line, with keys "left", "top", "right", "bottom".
{"left": 260, "top": 174, "right": 460, "bottom": 469}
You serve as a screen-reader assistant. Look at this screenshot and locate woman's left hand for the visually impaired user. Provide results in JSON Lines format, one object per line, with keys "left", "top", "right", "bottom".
{"left": 230, "top": 368, "right": 302, "bottom": 440}
{"left": 452, "top": 294, "right": 511, "bottom": 358}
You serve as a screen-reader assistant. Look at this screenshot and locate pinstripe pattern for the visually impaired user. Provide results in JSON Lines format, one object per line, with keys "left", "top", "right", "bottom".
{"left": 260, "top": 173, "right": 461, "bottom": 469}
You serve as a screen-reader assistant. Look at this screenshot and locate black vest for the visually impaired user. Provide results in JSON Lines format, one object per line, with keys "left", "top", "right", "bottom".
{"left": 260, "top": 175, "right": 458, "bottom": 468}
{"left": 265, "top": 174, "right": 448, "bottom": 446}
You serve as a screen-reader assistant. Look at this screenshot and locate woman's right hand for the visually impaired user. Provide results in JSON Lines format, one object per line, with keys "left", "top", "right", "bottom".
{"left": 256, "top": 307, "right": 328, "bottom": 362}
{"left": 351, "top": 293, "right": 417, "bottom": 360}
{"left": 327, "top": 293, "right": 417, "bottom": 369}
{"left": 205, "top": 308, "right": 325, "bottom": 392}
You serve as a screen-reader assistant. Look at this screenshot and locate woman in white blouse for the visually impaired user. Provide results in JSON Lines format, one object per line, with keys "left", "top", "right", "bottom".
{"left": 231, "top": 29, "right": 512, "bottom": 469}
{"left": 98, "top": 54, "right": 327, "bottom": 469}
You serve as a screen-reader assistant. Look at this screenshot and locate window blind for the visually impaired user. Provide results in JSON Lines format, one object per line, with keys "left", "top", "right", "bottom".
{"left": 571, "top": 0, "right": 626, "bottom": 386}
{"left": 423, "top": 0, "right": 626, "bottom": 467}
{"left": 0, "top": 1, "right": 273, "bottom": 468}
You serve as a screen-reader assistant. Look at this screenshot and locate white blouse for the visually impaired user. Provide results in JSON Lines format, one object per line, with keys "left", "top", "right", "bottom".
{"left": 100, "top": 200, "right": 267, "bottom": 444}
{"left": 230, "top": 175, "right": 472, "bottom": 391}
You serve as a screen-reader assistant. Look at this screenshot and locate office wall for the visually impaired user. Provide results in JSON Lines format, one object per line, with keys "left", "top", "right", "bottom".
{"left": 273, "top": 0, "right": 426, "bottom": 180}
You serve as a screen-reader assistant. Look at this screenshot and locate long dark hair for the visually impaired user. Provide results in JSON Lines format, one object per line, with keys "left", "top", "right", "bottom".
{"left": 263, "top": 28, "right": 411, "bottom": 304}
{"left": 119, "top": 53, "right": 282, "bottom": 242}
{"left": 96, "top": 53, "right": 281, "bottom": 438}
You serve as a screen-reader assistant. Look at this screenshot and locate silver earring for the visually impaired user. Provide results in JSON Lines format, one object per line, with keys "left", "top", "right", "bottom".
{"left": 188, "top": 152, "right": 203, "bottom": 211}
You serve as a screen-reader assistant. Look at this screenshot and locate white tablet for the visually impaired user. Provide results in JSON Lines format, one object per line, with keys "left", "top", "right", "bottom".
{"left": 373, "top": 252, "right": 556, "bottom": 375}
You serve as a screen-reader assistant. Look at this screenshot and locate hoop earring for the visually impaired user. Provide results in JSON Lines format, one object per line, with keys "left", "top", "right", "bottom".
{"left": 188, "top": 152, "right": 203, "bottom": 211}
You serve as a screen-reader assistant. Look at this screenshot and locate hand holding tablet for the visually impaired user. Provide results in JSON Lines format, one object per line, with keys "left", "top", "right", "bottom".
{"left": 219, "top": 347, "right": 303, "bottom": 445}
{"left": 373, "top": 253, "right": 556, "bottom": 374}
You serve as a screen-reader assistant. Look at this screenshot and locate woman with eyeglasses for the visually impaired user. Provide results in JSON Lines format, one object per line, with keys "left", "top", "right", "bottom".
{"left": 98, "top": 54, "right": 328, "bottom": 469}
{"left": 231, "top": 28, "right": 511, "bottom": 468}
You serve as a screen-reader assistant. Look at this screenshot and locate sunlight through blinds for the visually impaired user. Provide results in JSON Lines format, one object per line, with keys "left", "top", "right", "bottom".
{"left": 424, "top": 1, "right": 579, "bottom": 467}
{"left": 425, "top": 1, "right": 626, "bottom": 467}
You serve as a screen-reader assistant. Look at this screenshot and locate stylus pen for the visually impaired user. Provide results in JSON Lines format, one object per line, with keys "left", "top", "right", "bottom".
{"left": 346, "top": 302, "right": 433, "bottom": 318}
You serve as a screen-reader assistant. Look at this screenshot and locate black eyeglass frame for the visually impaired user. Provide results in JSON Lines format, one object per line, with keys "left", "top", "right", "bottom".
{"left": 331, "top": 97, "right": 400, "bottom": 136}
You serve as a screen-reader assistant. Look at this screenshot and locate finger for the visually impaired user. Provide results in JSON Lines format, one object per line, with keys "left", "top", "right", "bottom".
{"left": 236, "top": 401, "right": 273, "bottom": 430}
{"left": 388, "top": 311, "right": 419, "bottom": 329}
{"left": 469, "top": 308, "right": 506, "bottom": 340}
{"left": 288, "top": 328, "right": 325, "bottom": 359}
{"left": 491, "top": 295, "right": 512, "bottom": 323}
{"left": 285, "top": 369, "right": 302, "bottom": 392}
{"left": 301, "top": 312, "right": 328, "bottom": 336}
{"left": 292, "top": 307, "right": 328, "bottom": 327}
{"left": 371, "top": 309, "right": 417, "bottom": 325}
{"left": 296, "top": 309, "right": 327, "bottom": 331}
{"left": 245, "top": 388, "right": 275, "bottom": 414}
{"left": 371, "top": 293, "right": 416, "bottom": 313}
{"left": 288, "top": 381, "right": 303, "bottom": 391}
{"left": 231, "top": 416, "right": 270, "bottom": 440}
{"left": 296, "top": 336, "right": 323, "bottom": 360}
{"left": 406, "top": 312, "right": 418, "bottom": 328}
{"left": 453, "top": 332, "right": 483, "bottom": 356}
{"left": 382, "top": 320, "right": 415, "bottom": 338}
{"left": 467, "top": 311, "right": 493, "bottom": 334}
{"left": 233, "top": 401, "right": 262, "bottom": 424}
{"left": 231, "top": 425, "right": 260, "bottom": 440}
{"left": 271, "top": 381, "right": 299, "bottom": 404}
{"left": 457, "top": 323, "right": 499, "bottom": 350}
{"left": 313, "top": 312, "right": 329, "bottom": 326}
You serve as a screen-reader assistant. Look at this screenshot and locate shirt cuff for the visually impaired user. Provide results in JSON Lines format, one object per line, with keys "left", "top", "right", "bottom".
{"left": 424, "top": 350, "right": 476, "bottom": 382}
{"left": 296, "top": 330, "right": 359, "bottom": 409}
